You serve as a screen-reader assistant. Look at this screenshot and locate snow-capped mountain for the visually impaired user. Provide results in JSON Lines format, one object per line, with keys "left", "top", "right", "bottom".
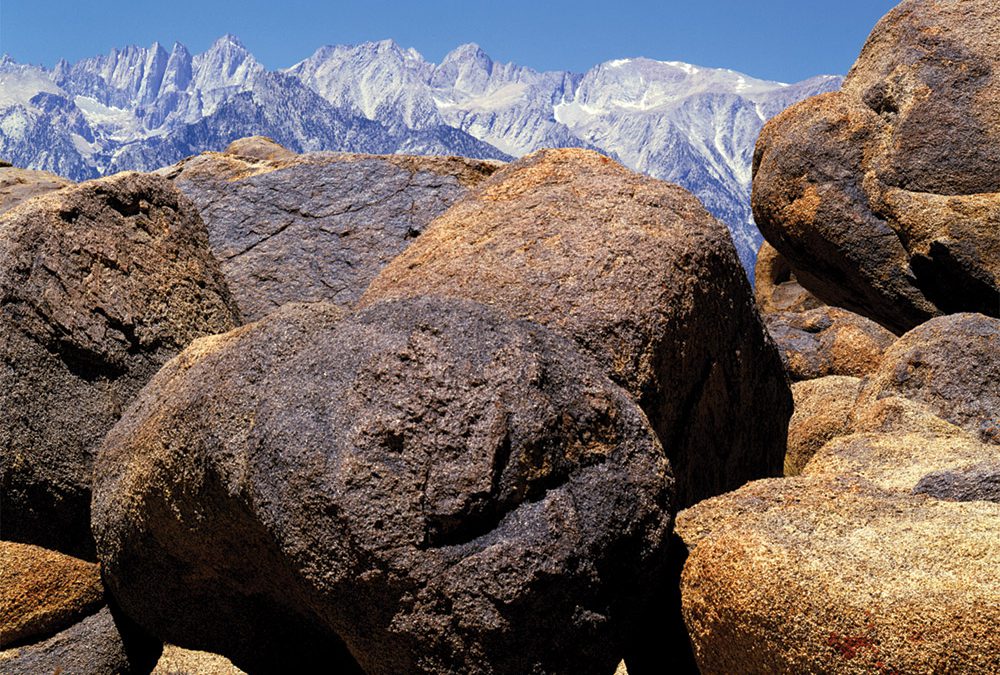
{"left": 0, "top": 37, "right": 841, "bottom": 271}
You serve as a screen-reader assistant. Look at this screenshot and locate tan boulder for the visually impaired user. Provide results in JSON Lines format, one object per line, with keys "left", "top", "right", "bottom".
{"left": 0, "top": 166, "right": 72, "bottom": 215}
{"left": 362, "top": 147, "right": 791, "bottom": 509}
{"left": 152, "top": 645, "right": 246, "bottom": 675}
{"left": 0, "top": 542, "right": 103, "bottom": 647}
{"left": 803, "top": 430, "right": 996, "bottom": 493}
{"left": 752, "top": 0, "right": 1000, "bottom": 334}
{"left": 678, "top": 476, "right": 1000, "bottom": 674}
{"left": 785, "top": 376, "right": 863, "bottom": 476}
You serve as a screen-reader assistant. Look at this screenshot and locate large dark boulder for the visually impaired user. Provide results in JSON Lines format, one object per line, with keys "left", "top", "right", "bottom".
{"left": 0, "top": 172, "right": 241, "bottom": 558}
{"left": 162, "top": 136, "right": 503, "bottom": 320}
{"left": 362, "top": 148, "right": 791, "bottom": 510}
{"left": 752, "top": 0, "right": 1000, "bottom": 334}
{"left": 92, "top": 298, "right": 674, "bottom": 675}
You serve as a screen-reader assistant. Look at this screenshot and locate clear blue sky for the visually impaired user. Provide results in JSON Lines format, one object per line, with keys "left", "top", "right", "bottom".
{"left": 1, "top": 0, "right": 899, "bottom": 82}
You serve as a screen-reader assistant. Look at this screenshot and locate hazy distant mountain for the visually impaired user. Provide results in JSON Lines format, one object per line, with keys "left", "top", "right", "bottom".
{"left": 0, "top": 36, "right": 841, "bottom": 270}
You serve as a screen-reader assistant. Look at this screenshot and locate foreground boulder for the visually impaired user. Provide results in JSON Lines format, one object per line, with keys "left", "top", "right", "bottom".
{"left": 678, "top": 476, "right": 1000, "bottom": 674}
{"left": 752, "top": 0, "right": 1000, "bottom": 334}
{"left": 0, "top": 542, "right": 103, "bottom": 647}
{"left": 764, "top": 306, "right": 896, "bottom": 381}
{"left": 162, "top": 136, "right": 502, "bottom": 320}
{"left": 0, "top": 166, "right": 72, "bottom": 215}
{"left": 856, "top": 313, "right": 999, "bottom": 445}
{"left": 0, "top": 172, "right": 241, "bottom": 557}
{"left": 362, "top": 148, "right": 791, "bottom": 509}
{"left": 93, "top": 298, "right": 674, "bottom": 675}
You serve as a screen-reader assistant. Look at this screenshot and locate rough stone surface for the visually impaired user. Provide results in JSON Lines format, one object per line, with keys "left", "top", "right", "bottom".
{"left": 0, "top": 605, "right": 161, "bottom": 675}
{"left": 914, "top": 461, "right": 1000, "bottom": 504}
{"left": 0, "top": 541, "right": 103, "bottom": 647}
{"left": 677, "top": 476, "right": 1000, "bottom": 675}
{"left": 161, "top": 138, "right": 503, "bottom": 320}
{"left": 93, "top": 297, "right": 674, "bottom": 675}
{"left": 785, "top": 376, "right": 862, "bottom": 476}
{"left": 753, "top": 242, "right": 822, "bottom": 315}
{"left": 803, "top": 430, "right": 996, "bottom": 493}
{"left": 0, "top": 172, "right": 241, "bottom": 558}
{"left": 153, "top": 645, "right": 246, "bottom": 675}
{"left": 362, "top": 147, "right": 791, "bottom": 510}
{"left": 849, "top": 394, "right": 965, "bottom": 436}
{"left": 752, "top": 0, "right": 1000, "bottom": 334}
{"left": 0, "top": 167, "right": 72, "bottom": 216}
{"left": 764, "top": 306, "right": 896, "bottom": 381}
{"left": 857, "top": 313, "right": 1000, "bottom": 445}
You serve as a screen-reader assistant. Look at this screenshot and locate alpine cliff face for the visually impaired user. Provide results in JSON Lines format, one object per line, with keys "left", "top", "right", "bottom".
{"left": 0, "top": 36, "right": 841, "bottom": 270}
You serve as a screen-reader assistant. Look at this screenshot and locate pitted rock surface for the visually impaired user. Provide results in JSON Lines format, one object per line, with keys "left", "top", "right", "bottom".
{"left": 677, "top": 476, "right": 1000, "bottom": 675}
{"left": 0, "top": 172, "right": 241, "bottom": 558}
{"left": 162, "top": 138, "right": 503, "bottom": 320}
{"left": 752, "top": 0, "right": 1000, "bottom": 333}
{"left": 764, "top": 306, "right": 897, "bottom": 381}
{"left": 362, "top": 147, "right": 790, "bottom": 510}
{"left": 857, "top": 313, "right": 1000, "bottom": 445}
{"left": 92, "top": 297, "right": 674, "bottom": 675}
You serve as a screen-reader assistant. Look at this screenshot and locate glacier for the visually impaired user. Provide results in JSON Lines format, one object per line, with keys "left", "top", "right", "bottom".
{"left": 0, "top": 36, "right": 841, "bottom": 271}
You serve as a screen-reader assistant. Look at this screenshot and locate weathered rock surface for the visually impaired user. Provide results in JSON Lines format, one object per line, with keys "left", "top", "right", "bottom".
{"left": 785, "top": 376, "right": 862, "bottom": 476}
{"left": 0, "top": 172, "right": 241, "bottom": 558}
{"left": 849, "top": 393, "right": 965, "bottom": 436}
{"left": 677, "top": 476, "right": 1000, "bottom": 674}
{"left": 0, "top": 605, "right": 161, "bottom": 675}
{"left": 152, "top": 645, "right": 246, "bottom": 675}
{"left": 362, "top": 147, "right": 791, "bottom": 510}
{"left": 161, "top": 137, "right": 502, "bottom": 320}
{"left": 0, "top": 166, "right": 72, "bottom": 215}
{"left": 93, "top": 298, "right": 674, "bottom": 675}
{"left": 753, "top": 242, "right": 822, "bottom": 315}
{"left": 803, "top": 430, "right": 996, "bottom": 493}
{"left": 764, "top": 306, "right": 896, "bottom": 381}
{"left": 914, "top": 461, "right": 1000, "bottom": 504}
{"left": 752, "top": 0, "right": 1000, "bottom": 334}
{"left": 857, "top": 313, "right": 1000, "bottom": 444}
{"left": 0, "top": 542, "right": 103, "bottom": 647}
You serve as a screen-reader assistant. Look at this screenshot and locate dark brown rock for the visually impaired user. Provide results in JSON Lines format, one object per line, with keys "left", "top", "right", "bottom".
{"left": 0, "top": 605, "right": 161, "bottom": 675}
{"left": 362, "top": 147, "right": 791, "bottom": 510}
{"left": 92, "top": 298, "right": 674, "bottom": 675}
{"left": 914, "top": 461, "right": 1000, "bottom": 504}
{"left": 785, "top": 376, "right": 862, "bottom": 476}
{"left": 753, "top": 242, "right": 822, "bottom": 315}
{"left": 0, "top": 542, "right": 103, "bottom": 647}
{"left": 0, "top": 172, "right": 241, "bottom": 558}
{"left": 857, "top": 313, "right": 1000, "bottom": 445}
{"left": 764, "top": 306, "right": 896, "bottom": 381}
{"left": 0, "top": 166, "right": 72, "bottom": 215}
{"left": 161, "top": 138, "right": 503, "bottom": 320}
{"left": 752, "top": 0, "right": 1000, "bottom": 334}
{"left": 677, "top": 476, "right": 1000, "bottom": 674}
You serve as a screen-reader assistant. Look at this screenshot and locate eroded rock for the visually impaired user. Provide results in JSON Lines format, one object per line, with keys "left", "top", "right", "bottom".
{"left": 0, "top": 172, "right": 241, "bottom": 557}
{"left": 752, "top": 0, "right": 1000, "bottom": 333}
{"left": 162, "top": 138, "right": 503, "bottom": 320}
{"left": 785, "top": 376, "right": 862, "bottom": 476}
{"left": 362, "top": 147, "right": 790, "bottom": 509}
{"left": 93, "top": 298, "right": 673, "bottom": 675}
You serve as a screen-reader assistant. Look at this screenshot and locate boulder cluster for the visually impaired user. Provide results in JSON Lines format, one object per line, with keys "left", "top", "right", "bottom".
{"left": 3, "top": 2, "right": 998, "bottom": 673}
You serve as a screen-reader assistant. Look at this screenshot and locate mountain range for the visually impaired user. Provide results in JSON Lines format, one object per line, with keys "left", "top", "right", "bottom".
{"left": 0, "top": 35, "right": 841, "bottom": 271}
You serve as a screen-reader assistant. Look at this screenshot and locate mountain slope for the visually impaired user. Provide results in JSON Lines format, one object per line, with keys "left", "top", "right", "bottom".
{"left": 0, "top": 37, "right": 841, "bottom": 271}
